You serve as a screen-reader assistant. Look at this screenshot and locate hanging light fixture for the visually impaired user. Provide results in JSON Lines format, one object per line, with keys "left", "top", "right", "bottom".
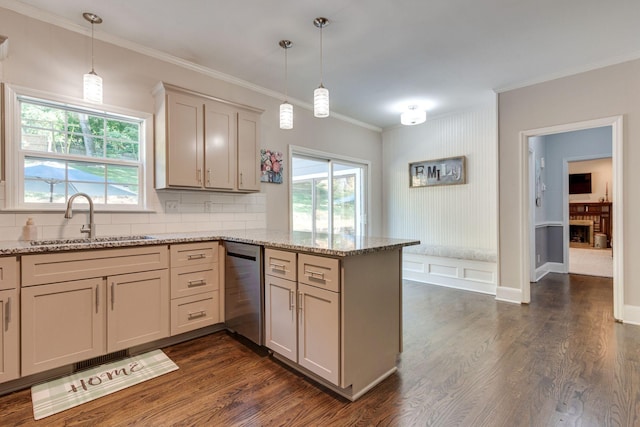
{"left": 313, "top": 17, "right": 329, "bottom": 118}
{"left": 83, "top": 12, "right": 103, "bottom": 104}
{"left": 279, "top": 40, "right": 293, "bottom": 130}
{"left": 401, "top": 105, "right": 427, "bottom": 126}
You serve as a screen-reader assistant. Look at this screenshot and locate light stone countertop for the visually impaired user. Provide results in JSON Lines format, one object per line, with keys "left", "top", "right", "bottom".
{"left": 0, "top": 229, "right": 419, "bottom": 257}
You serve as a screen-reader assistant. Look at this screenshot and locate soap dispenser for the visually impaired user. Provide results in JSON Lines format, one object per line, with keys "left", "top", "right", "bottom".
{"left": 23, "top": 217, "right": 38, "bottom": 241}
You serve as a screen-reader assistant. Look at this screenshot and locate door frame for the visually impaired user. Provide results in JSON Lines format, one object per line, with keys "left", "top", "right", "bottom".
{"left": 519, "top": 115, "right": 623, "bottom": 319}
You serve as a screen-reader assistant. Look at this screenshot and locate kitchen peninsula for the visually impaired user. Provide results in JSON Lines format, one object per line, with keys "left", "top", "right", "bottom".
{"left": 0, "top": 230, "right": 418, "bottom": 401}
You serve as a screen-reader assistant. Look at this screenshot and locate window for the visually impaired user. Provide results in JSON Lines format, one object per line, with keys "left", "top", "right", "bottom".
{"left": 291, "top": 148, "right": 368, "bottom": 238}
{"left": 6, "top": 89, "right": 148, "bottom": 210}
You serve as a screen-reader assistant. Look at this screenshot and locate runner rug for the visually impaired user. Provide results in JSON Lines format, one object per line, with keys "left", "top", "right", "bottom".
{"left": 31, "top": 349, "right": 178, "bottom": 420}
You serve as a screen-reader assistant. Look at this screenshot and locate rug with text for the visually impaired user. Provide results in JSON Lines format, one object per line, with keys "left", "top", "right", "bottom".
{"left": 31, "top": 349, "right": 178, "bottom": 420}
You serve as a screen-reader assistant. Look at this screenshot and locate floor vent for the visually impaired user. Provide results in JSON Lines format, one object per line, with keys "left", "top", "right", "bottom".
{"left": 74, "top": 350, "right": 130, "bottom": 372}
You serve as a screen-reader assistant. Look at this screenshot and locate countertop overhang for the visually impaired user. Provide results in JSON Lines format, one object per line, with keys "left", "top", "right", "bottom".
{"left": 0, "top": 229, "right": 420, "bottom": 257}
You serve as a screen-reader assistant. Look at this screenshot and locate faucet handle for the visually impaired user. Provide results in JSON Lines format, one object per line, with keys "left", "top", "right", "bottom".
{"left": 80, "top": 224, "right": 92, "bottom": 234}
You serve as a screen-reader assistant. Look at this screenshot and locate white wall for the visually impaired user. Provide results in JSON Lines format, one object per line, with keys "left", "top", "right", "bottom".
{"left": 0, "top": 7, "right": 383, "bottom": 240}
{"left": 569, "top": 158, "right": 612, "bottom": 203}
{"left": 382, "top": 103, "right": 497, "bottom": 250}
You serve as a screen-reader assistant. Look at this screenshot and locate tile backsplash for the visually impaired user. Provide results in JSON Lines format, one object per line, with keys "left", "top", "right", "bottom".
{"left": 0, "top": 183, "right": 267, "bottom": 241}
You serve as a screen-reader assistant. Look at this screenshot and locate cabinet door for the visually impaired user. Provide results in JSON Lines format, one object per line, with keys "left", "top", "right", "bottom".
{"left": 0, "top": 289, "right": 19, "bottom": 383}
{"left": 237, "top": 111, "right": 261, "bottom": 191}
{"left": 21, "top": 278, "right": 106, "bottom": 376}
{"left": 297, "top": 283, "right": 339, "bottom": 385}
{"left": 107, "top": 270, "right": 169, "bottom": 352}
{"left": 265, "top": 276, "right": 297, "bottom": 362}
{"left": 167, "top": 92, "right": 203, "bottom": 188}
{"left": 204, "top": 101, "right": 237, "bottom": 190}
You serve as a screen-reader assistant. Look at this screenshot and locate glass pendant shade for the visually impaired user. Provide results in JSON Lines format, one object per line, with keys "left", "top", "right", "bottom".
{"left": 280, "top": 102, "right": 293, "bottom": 129}
{"left": 314, "top": 85, "right": 330, "bottom": 118}
{"left": 401, "top": 106, "right": 426, "bottom": 126}
{"left": 83, "top": 70, "right": 103, "bottom": 104}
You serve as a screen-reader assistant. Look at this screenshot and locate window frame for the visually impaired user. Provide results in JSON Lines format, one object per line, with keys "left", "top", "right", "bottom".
{"left": 289, "top": 145, "right": 371, "bottom": 236}
{"left": 2, "top": 84, "right": 153, "bottom": 211}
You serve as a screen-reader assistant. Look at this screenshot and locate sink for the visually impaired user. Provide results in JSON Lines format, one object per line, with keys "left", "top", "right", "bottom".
{"left": 30, "top": 235, "right": 156, "bottom": 246}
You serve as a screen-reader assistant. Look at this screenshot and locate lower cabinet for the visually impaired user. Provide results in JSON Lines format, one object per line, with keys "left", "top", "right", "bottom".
{"left": 264, "top": 249, "right": 340, "bottom": 386}
{"left": 107, "top": 270, "right": 170, "bottom": 352}
{"left": 21, "top": 278, "right": 106, "bottom": 376}
{"left": 169, "top": 242, "right": 221, "bottom": 335}
{"left": 0, "top": 256, "right": 19, "bottom": 384}
{"left": 21, "top": 246, "right": 170, "bottom": 376}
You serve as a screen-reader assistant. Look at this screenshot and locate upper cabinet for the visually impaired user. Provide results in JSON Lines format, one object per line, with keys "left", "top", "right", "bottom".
{"left": 154, "top": 83, "right": 262, "bottom": 192}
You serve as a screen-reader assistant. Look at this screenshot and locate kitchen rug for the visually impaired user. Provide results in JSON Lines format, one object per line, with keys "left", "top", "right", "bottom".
{"left": 31, "top": 349, "right": 178, "bottom": 420}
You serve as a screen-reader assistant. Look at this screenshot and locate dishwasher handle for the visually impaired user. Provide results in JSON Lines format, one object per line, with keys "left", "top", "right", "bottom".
{"left": 226, "top": 251, "right": 257, "bottom": 262}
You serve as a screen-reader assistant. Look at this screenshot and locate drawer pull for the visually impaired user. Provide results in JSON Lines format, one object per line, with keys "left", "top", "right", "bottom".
{"left": 270, "top": 262, "right": 286, "bottom": 271}
{"left": 187, "top": 253, "right": 206, "bottom": 260}
{"left": 306, "top": 269, "right": 325, "bottom": 280}
{"left": 188, "top": 279, "right": 207, "bottom": 287}
{"left": 188, "top": 310, "right": 206, "bottom": 320}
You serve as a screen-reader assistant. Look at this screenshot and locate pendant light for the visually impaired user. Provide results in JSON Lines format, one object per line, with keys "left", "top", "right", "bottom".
{"left": 83, "top": 12, "right": 103, "bottom": 104}
{"left": 401, "top": 105, "right": 427, "bottom": 126}
{"left": 279, "top": 40, "right": 293, "bottom": 130}
{"left": 313, "top": 17, "right": 329, "bottom": 118}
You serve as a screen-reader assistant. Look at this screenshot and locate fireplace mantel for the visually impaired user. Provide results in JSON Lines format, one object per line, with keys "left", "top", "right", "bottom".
{"left": 569, "top": 202, "right": 612, "bottom": 247}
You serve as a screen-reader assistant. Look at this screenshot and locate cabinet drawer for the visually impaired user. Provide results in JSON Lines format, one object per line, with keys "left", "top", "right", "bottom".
{"left": 171, "top": 291, "right": 220, "bottom": 335}
{"left": 0, "top": 257, "right": 18, "bottom": 291}
{"left": 171, "top": 264, "right": 219, "bottom": 299}
{"left": 22, "top": 246, "right": 169, "bottom": 287}
{"left": 265, "top": 248, "right": 296, "bottom": 281}
{"left": 298, "top": 254, "right": 340, "bottom": 293}
{"left": 170, "top": 242, "right": 218, "bottom": 268}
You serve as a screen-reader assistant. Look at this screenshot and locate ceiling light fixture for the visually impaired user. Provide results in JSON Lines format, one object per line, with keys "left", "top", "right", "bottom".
{"left": 279, "top": 40, "right": 293, "bottom": 130}
{"left": 83, "top": 12, "right": 103, "bottom": 104}
{"left": 313, "top": 17, "right": 329, "bottom": 118}
{"left": 401, "top": 105, "right": 426, "bottom": 126}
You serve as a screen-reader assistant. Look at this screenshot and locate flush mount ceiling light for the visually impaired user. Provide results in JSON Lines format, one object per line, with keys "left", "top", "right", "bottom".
{"left": 401, "top": 105, "right": 427, "bottom": 126}
{"left": 313, "top": 17, "right": 330, "bottom": 118}
{"left": 279, "top": 40, "right": 293, "bottom": 130}
{"left": 82, "top": 12, "right": 103, "bottom": 104}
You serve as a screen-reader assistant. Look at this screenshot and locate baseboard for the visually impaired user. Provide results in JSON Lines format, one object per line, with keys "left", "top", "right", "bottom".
{"left": 534, "top": 262, "right": 566, "bottom": 281}
{"left": 623, "top": 305, "right": 640, "bottom": 326}
{"left": 495, "top": 286, "right": 522, "bottom": 304}
{"left": 403, "top": 253, "right": 496, "bottom": 295}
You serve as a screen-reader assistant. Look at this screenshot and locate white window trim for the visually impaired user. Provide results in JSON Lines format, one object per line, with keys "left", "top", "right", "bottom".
{"left": 288, "top": 145, "right": 371, "bottom": 236}
{"left": 2, "top": 84, "right": 153, "bottom": 212}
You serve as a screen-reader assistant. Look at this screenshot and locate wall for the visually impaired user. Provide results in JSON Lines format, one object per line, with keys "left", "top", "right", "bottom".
{"left": 0, "top": 8, "right": 383, "bottom": 240}
{"left": 382, "top": 104, "right": 497, "bottom": 251}
{"left": 498, "top": 57, "right": 640, "bottom": 312}
{"left": 544, "top": 127, "right": 612, "bottom": 220}
{"left": 568, "top": 158, "right": 612, "bottom": 203}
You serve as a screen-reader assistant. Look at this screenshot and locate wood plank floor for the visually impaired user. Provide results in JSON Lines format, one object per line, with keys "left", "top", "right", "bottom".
{"left": 3, "top": 273, "right": 640, "bottom": 426}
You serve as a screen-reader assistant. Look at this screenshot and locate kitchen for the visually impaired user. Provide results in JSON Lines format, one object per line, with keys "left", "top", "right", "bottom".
{"left": 2, "top": 1, "right": 640, "bottom": 425}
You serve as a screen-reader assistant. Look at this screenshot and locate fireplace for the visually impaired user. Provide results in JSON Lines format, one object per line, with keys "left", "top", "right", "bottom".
{"left": 569, "top": 220, "right": 594, "bottom": 246}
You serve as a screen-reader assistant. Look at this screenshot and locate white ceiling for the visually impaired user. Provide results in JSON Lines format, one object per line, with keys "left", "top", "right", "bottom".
{"left": 3, "top": 0, "right": 640, "bottom": 129}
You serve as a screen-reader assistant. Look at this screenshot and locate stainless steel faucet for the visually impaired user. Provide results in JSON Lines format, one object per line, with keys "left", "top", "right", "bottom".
{"left": 64, "top": 193, "right": 95, "bottom": 239}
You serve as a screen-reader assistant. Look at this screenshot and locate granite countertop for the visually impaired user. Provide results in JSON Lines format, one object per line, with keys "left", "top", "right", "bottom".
{"left": 0, "top": 229, "right": 419, "bottom": 257}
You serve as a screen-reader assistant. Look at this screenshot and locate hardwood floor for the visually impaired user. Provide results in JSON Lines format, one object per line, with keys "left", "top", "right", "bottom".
{"left": 3, "top": 273, "right": 639, "bottom": 426}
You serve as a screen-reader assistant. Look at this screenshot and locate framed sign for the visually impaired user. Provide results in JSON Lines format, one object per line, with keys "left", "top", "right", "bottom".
{"left": 409, "top": 156, "right": 466, "bottom": 188}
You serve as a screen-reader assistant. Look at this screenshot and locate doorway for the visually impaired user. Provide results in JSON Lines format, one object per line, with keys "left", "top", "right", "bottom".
{"left": 520, "top": 116, "right": 623, "bottom": 319}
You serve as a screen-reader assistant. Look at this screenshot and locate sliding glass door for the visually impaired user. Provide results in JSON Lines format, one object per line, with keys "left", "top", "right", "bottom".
{"left": 291, "top": 151, "right": 367, "bottom": 237}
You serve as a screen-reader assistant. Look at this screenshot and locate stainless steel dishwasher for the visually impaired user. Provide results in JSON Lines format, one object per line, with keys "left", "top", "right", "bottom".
{"left": 224, "top": 241, "right": 264, "bottom": 345}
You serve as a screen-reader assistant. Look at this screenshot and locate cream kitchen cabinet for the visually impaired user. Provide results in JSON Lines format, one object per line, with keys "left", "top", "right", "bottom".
{"left": 154, "top": 82, "right": 262, "bottom": 192}
{"left": 0, "top": 257, "right": 19, "bottom": 384}
{"left": 264, "top": 249, "right": 340, "bottom": 386}
{"left": 21, "top": 246, "right": 170, "bottom": 376}
{"left": 265, "top": 247, "right": 404, "bottom": 401}
{"left": 170, "top": 242, "right": 222, "bottom": 336}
